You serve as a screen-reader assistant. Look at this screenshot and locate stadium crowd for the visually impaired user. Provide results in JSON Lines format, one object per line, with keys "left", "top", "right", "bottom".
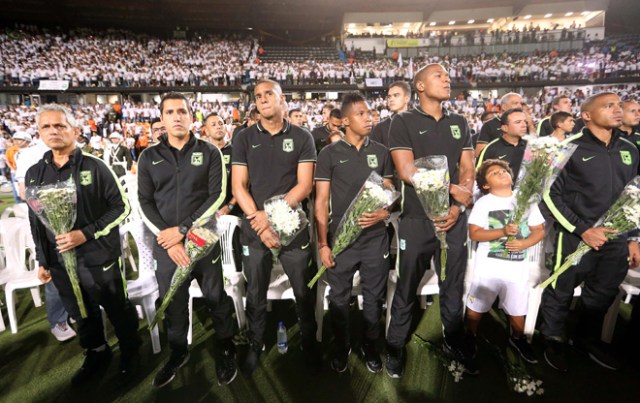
{"left": 1, "top": 25, "right": 640, "bottom": 88}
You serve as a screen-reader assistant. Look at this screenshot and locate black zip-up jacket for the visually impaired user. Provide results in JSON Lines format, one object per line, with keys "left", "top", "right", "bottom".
{"left": 544, "top": 128, "right": 639, "bottom": 236}
{"left": 137, "top": 133, "right": 226, "bottom": 235}
{"left": 26, "top": 148, "right": 130, "bottom": 268}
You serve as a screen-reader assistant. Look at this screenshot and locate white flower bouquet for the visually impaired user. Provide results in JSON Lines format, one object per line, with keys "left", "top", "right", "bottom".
{"left": 411, "top": 156, "right": 451, "bottom": 280}
{"left": 540, "top": 176, "right": 640, "bottom": 289}
{"left": 263, "top": 194, "right": 309, "bottom": 252}
{"left": 506, "top": 136, "right": 577, "bottom": 253}
{"left": 308, "top": 171, "right": 399, "bottom": 288}
{"left": 26, "top": 178, "right": 87, "bottom": 318}
{"left": 149, "top": 217, "right": 220, "bottom": 329}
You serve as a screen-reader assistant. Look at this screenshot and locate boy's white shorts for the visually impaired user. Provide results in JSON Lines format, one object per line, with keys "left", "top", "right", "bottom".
{"left": 466, "top": 265, "right": 529, "bottom": 316}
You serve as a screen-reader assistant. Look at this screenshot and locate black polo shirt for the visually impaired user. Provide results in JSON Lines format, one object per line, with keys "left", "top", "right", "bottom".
{"left": 571, "top": 117, "right": 585, "bottom": 134}
{"left": 388, "top": 106, "right": 473, "bottom": 219}
{"left": 219, "top": 141, "right": 241, "bottom": 215}
{"left": 315, "top": 137, "right": 394, "bottom": 236}
{"left": 621, "top": 128, "right": 640, "bottom": 175}
{"left": 476, "top": 116, "right": 502, "bottom": 145}
{"left": 476, "top": 135, "right": 527, "bottom": 181}
{"left": 311, "top": 125, "right": 330, "bottom": 154}
{"left": 370, "top": 117, "right": 392, "bottom": 148}
{"left": 537, "top": 116, "right": 554, "bottom": 137}
{"left": 231, "top": 119, "right": 316, "bottom": 210}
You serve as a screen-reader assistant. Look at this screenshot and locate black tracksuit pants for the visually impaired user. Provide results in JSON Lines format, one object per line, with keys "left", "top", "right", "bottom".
{"left": 540, "top": 227, "right": 628, "bottom": 340}
{"left": 154, "top": 243, "right": 235, "bottom": 353}
{"left": 50, "top": 255, "right": 140, "bottom": 352}
{"left": 386, "top": 215, "right": 468, "bottom": 349}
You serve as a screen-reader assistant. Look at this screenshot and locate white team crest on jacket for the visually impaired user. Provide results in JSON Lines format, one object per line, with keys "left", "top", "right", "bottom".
{"left": 80, "top": 171, "right": 92, "bottom": 186}
{"left": 191, "top": 152, "right": 203, "bottom": 166}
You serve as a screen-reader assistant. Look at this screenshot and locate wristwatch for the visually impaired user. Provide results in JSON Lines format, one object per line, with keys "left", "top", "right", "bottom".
{"left": 178, "top": 224, "right": 189, "bottom": 235}
{"left": 455, "top": 203, "right": 466, "bottom": 214}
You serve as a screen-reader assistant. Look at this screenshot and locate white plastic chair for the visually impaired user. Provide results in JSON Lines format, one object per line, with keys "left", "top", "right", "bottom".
{"left": 601, "top": 268, "right": 640, "bottom": 343}
{"left": 188, "top": 215, "right": 246, "bottom": 344}
{"left": 2, "top": 217, "right": 43, "bottom": 333}
{"left": 119, "top": 219, "right": 161, "bottom": 353}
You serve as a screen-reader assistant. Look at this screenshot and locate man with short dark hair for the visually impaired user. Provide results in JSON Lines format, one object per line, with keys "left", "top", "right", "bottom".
{"left": 27, "top": 103, "right": 140, "bottom": 385}
{"left": 619, "top": 101, "right": 640, "bottom": 161}
{"left": 138, "top": 92, "right": 238, "bottom": 387}
{"left": 386, "top": 64, "right": 475, "bottom": 378}
{"left": 549, "top": 111, "right": 575, "bottom": 142}
{"left": 150, "top": 118, "right": 167, "bottom": 144}
{"left": 371, "top": 81, "right": 411, "bottom": 148}
{"left": 311, "top": 108, "right": 342, "bottom": 154}
{"left": 315, "top": 92, "right": 394, "bottom": 374}
{"left": 232, "top": 107, "right": 261, "bottom": 141}
{"left": 538, "top": 95, "right": 573, "bottom": 137}
{"left": 288, "top": 108, "right": 304, "bottom": 127}
{"left": 541, "top": 92, "right": 640, "bottom": 373}
{"left": 475, "top": 93, "right": 533, "bottom": 157}
{"left": 232, "top": 79, "right": 319, "bottom": 376}
{"left": 476, "top": 108, "right": 528, "bottom": 181}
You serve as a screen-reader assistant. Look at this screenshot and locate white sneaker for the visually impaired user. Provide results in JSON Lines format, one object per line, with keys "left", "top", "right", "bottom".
{"left": 51, "top": 322, "right": 77, "bottom": 342}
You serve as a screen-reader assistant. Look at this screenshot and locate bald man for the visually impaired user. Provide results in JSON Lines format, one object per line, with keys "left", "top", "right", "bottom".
{"left": 541, "top": 92, "right": 640, "bottom": 372}
{"left": 386, "top": 64, "right": 475, "bottom": 377}
{"left": 475, "top": 93, "right": 534, "bottom": 157}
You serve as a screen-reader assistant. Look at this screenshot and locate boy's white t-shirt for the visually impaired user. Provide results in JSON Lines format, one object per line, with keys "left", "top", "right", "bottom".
{"left": 468, "top": 193, "right": 545, "bottom": 281}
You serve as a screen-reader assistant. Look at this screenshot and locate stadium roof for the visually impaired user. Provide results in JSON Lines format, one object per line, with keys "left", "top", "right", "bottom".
{"left": 0, "top": 0, "right": 636, "bottom": 38}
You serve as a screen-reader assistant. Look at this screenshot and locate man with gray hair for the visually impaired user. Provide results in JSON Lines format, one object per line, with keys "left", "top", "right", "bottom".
{"left": 26, "top": 103, "right": 140, "bottom": 386}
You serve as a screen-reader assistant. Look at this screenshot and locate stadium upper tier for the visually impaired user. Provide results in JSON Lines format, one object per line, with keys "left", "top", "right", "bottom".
{"left": 1, "top": 26, "right": 639, "bottom": 88}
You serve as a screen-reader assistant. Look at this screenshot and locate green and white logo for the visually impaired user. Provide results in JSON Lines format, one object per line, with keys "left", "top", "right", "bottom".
{"left": 367, "top": 154, "right": 378, "bottom": 168}
{"left": 223, "top": 155, "right": 231, "bottom": 164}
{"left": 242, "top": 245, "right": 250, "bottom": 256}
{"left": 621, "top": 150, "right": 632, "bottom": 166}
{"left": 80, "top": 171, "right": 92, "bottom": 186}
{"left": 400, "top": 239, "right": 406, "bottom": 250}
{"left": 191, "top": 152, "right": 204, "bottom": 166}
{"left": 450, "top": 125, "right": 461, "bottom": 140}
{"left": 283, "top": 138, "right": 294, "bottom": 153}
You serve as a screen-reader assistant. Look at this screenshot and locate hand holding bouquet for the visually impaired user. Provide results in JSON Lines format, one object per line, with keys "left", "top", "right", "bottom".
{"left": 26, "top": 178, "right": 87, "bottom": 318}
{"left": 149, "top": 217, "right": 220, "bottom": 329}
{"left": 308, "top": 172, "right": 399, "bottom": 288}
{"left": 411, "top": 156, "right": 450, "bottom": 280}
{"left": 539, "top": 176, "right": 640, "bottom": 289}
{"left": 263, "top": 195, "right": 309, "bottom": 259}
{"left": 507, "top": 136, "right": 577, "bottom": 253}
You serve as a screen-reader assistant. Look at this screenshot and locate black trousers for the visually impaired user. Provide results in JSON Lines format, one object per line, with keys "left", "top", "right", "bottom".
{"left": 540, "top": 228, "right": 629, "bottom": 339}
{"left": 241, "top": 227, "right": 316, "bottom": 346}
{"left": 386, "top": 215, "right": 468, "bottom": 349}
{"left": 50, "top": 255, "right": 139, "bottom": 351}
{"left": 155, "top": 243, "right": 235, "bottom": 353}
{"left": 327, "top": 230, "right": 389, "bottom": 351}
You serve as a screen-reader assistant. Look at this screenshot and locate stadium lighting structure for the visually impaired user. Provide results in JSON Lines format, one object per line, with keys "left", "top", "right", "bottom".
{"left": 524, "top": 15, "right": 531, "bottom": 20}
{"left": 468, "top": 19, "right": 475, "bottom": 24}
{"left": 429, "top": 21, "right": 436, "bottom": 26}
{"left": 544, "top": 13, "right": 552, "bottom": 18}
{"left": 348, "top": 23, "right": 355, "bottom": 28}
{"left": 449, "top": 20, "right": 455, "bottom": 25}
{"left": 487, "top": 18, "right": 494, "bottom": 23}
{"left": 565, "top": 12, "right": 573, "bottom": 16}
{"left": 581, "top": 11, "right": 590, "bottom": 16}
{"left": 403, "top": 23, "right": 410, "bottom": 27}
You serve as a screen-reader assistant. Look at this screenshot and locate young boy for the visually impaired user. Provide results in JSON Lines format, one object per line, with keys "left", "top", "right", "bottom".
{"left": 466, "top": 159, "right": 545, "bottom": 368}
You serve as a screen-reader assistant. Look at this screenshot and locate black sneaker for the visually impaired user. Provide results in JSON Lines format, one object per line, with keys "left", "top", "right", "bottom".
{"left": 71, "top": 345, "right": 112, "bottom": 386}
{"left": 330, "top": 347, "right": 351, "bottom": 373}
{"left": 571, "top": 338, "right": 620, "bottom": 370}
{"left": 152, "top": 350, "right": 190, "bottom": 388}
{"left": 216, "top": 341, "right": 238, "bottom": 385}
{"left": 443, "top": 334, "right": 479, "bottom": 375}
{"left": 385, "top": 345, "right": 406, "bottom": 379}
{"left": 509, "top": 336, "right": 538, "bottom": 364}
{"left": 242, "top": 342, "right": 264, "bottom": 377}
{"left": 361, "top": 341, "right": 382, "bottom": 374}
{"left": 544, "top": 338, "right": 568, "bottom": 372}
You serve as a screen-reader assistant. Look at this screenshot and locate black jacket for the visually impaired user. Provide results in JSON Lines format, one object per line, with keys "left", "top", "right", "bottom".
{"left": 544, "top": 128, "right": 639, "bottom": 236}
{"left": 26, "top": 148, "right": 130, "bottom": 268}
{"left": 105, "top": 144, "right": 133, "bottom": 177}
{"left": 137, "top": 133, "right": 226, "bottom": 235}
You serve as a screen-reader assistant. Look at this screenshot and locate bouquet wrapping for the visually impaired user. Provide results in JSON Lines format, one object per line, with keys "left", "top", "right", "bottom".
{"left": 411, "top": 156, "right": 450, "bottom": 280}
{"left": 26, "top": 178, "right": 87, "bottom": 318}
{"left": 539, "top": 176, "right": 640, "bottom": 289}
{"left": 308, "top": 171, "right": 399, "bottom": 288}
{"left": 263, "top": 194, "right": 309, "bottom": 262}
{"left": 149, "top": 217, "right": 220, "bottom": 329}
{"left": 506, "top": 136, "right": 577, "bottom": 253}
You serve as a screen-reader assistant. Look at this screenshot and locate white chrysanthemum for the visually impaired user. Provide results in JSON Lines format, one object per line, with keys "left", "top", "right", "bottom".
{"left": 265, "top": 199, "right": 301, "bottom": 236}
{"left": 363, "top": 181, "right": 389, "bottom": 204}
{"left": 411, "top": 168, "right": 447, "bottom": 192}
